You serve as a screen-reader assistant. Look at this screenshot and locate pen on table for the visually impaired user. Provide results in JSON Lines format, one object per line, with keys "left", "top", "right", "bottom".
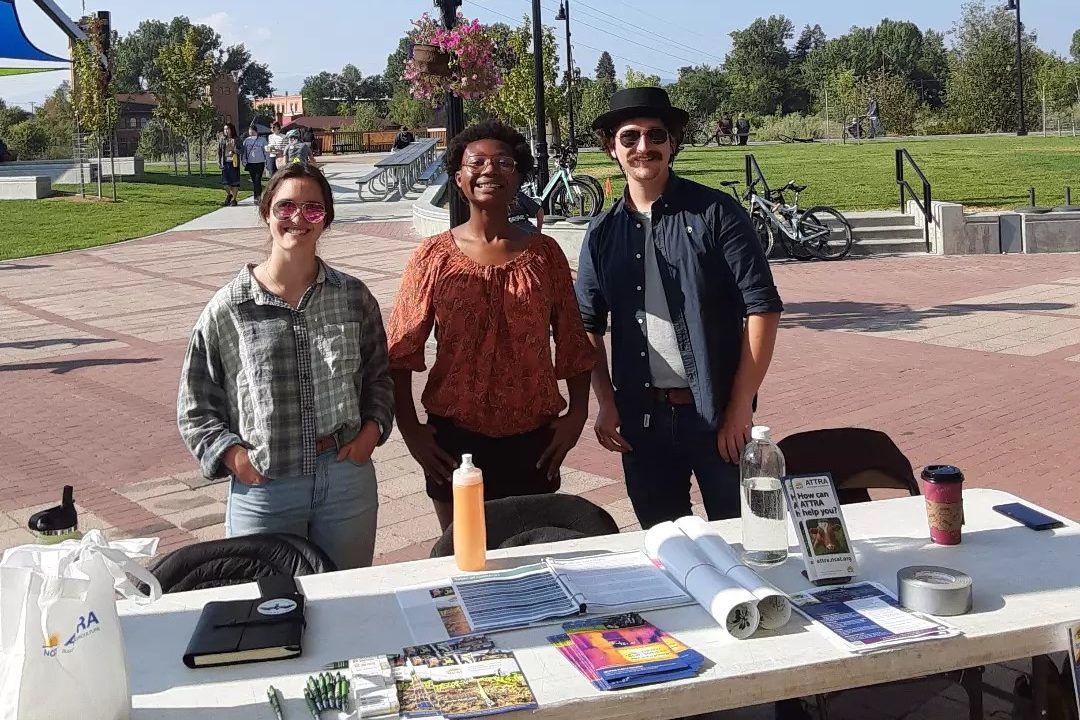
{"left": 266, "top": 686, "right": 284, "bottom": 720}
{"left": 303, "top": 687, "right": 319, "bottom": 720}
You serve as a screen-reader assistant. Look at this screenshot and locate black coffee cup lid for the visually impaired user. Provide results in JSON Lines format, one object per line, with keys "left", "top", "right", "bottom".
{"left": 921, "top": 465, "right": 964, "bottom": 484}
{"left": 28, "top": 485, "right": 78, "bottom": 532}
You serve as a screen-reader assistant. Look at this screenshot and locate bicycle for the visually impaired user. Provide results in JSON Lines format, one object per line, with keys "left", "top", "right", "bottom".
{"left": 521, "top": 144, "right": 603, "bottom": 218}
{"left": 718, "top": 180, "right": 774, "bottom": 258}
{"left": 745, "top": 180, "right": 853, "bottom": 261}
{"left": 688, "top": 119, "right": 735, "bottom": 147}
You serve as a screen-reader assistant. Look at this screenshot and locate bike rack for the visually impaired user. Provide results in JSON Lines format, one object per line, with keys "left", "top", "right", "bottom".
{"left": 744, "top": 154, "right": 771, "bottom": 201}
{"left": 896, "top": 148, "right": 934, "bottom": 253}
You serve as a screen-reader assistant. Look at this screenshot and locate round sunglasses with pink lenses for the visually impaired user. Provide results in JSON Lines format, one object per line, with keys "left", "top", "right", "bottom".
{"left": 272, "top": 201, "right": 327, "bottom": 224}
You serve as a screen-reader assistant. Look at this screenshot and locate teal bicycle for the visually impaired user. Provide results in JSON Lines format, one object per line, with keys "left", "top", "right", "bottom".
{"left": 521, "top": 144, "right": 603, "bottom": 218}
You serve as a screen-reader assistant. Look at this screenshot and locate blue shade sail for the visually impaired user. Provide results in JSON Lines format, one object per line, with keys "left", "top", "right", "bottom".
{"left": 0, "top": 0, "right": 69, "bottom": 63}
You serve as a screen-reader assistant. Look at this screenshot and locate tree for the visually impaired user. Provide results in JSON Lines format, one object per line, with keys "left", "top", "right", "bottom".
{"left": 624, "top": 68, "right": 661, "bottom": 88}
{"left": 725, "top": 16, "right": 794, "bottom": 114}
{"left": 914, "top": 29, "right": 949, "bottom": 107}
{"left": 154, "top": 26, "right": 217, "bottom": 174}
{"left": 387, "top": 87, "right": 432, "bottom": 129}
{"left": 1071, "top": 28, "right": 1080, "bottom": 63}
{"left": 71, "top": 14, "right": 120, "bottom": 196}
{"left": 384, "top": 37, "right": 411, "bottom": 90}
{"left": 483, "top": 20, "right": 564, "bottom": 136}
{"left": 669, "top": 66, "right": 728, "bottom": 124}
{"left": 793, "top": 24, "right": 826, "bottom": 63}
{"left": 6, "top": 119, "right": 49, "bottom": 159}
{"left": 36, "top": 82, "right": 75, "bottom": 158}
{"left": 946, "top": 0, "right": 1040, "bottom": 133}
{"left": 135, "top": 118, "right": 171, "bottom": 160}
{"left": 861, "top": 71, "right": 922, "bottom": 135}
{"left": 0, "top": 100, "right": 33, "bottom": 135}
{"left": 337, "top": 64, "right": 365, "bottom": 106}
{"left": 347, "top": 102, "right": 388, "bottom": 132}
{"left": 1035, "top": 52, "right": 1077, "bottom": 128}
{"left": 578, "top": 77, "right": 614, "bottom": 137}
{"left": 301, "top": 71, "right": 341, "bottom": 115}
{"left": 874, "top": 19, "right": 924, "bottom": 78}
{"left": 595, "top": 51, "right": 616, "bottom": 84}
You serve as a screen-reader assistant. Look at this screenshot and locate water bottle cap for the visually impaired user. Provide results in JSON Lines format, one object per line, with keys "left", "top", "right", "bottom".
{"left": 453, "top": 454, "right": 483, "bottom": 485}
{"left": 460, "top": 453, "right": 474, "bottom": 470}
{"left": 750, "top": 426, "right": 771, "bottom": 441}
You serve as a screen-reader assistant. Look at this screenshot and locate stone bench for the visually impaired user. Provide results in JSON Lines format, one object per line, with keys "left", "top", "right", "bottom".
{"left": 0, "top": 176, "right": 53, "bottom": 200}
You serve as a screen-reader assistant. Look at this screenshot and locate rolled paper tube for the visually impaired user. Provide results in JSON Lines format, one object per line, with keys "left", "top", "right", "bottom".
{"left": 644, "top": 521, "right": 761, "bottom": 638}
{"left": 675, "top": 516, "right": 792, "bottom": 630}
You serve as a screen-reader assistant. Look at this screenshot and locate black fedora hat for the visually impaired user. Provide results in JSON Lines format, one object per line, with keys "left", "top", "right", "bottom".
{"left": 591, "top": 86, "right": 690, "bottom": 132}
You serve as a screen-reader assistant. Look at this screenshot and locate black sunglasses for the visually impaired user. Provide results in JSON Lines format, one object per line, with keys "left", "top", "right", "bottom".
{"left": 617, "top": 128, "right": 670, "bottom": 148}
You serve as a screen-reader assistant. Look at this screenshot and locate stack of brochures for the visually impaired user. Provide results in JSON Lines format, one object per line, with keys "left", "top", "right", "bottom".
{"left": 789, "top": 582, "right": 961, "bottom": 654}
{"left": 547, "top": 612, "right": 705, "bottom": 690}
{"left": 390, "top": 635, "right": 538, "bottom": 719}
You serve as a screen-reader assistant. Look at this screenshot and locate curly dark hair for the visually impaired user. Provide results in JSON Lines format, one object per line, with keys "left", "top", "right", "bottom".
{"left": 444, "top": 120, "right": 535, "bottom": 182}
{"left": 257, "top": 163, "right": 335, "bottom": 228}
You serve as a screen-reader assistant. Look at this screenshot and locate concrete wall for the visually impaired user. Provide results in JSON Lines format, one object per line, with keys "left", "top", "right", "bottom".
{"left": 0, "top": 176, "right": 53, "bottom": 199}
{"left": 915, "top": 199, "right": 1080, "bottom": 255}
{"left": 93, "top": 157, "right": 144, "bottom": 178}
{"left": 0, "top": 160, "right": 96, "bottom": 184}
{"left": 1023, "top": 212, "right": 1080, "bottom": 253}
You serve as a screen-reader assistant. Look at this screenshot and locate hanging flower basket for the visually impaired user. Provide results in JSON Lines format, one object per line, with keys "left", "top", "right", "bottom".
{"left": 412, "top": 43, "right": 452, "bottom": 77}
{"left": 403, "top": 13, "right": 504, "bottom": 101}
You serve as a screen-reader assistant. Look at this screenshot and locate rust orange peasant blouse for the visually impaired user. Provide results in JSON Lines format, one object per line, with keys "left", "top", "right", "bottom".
{"left": 386, "top": 231, "right": 595, "bottom": 437}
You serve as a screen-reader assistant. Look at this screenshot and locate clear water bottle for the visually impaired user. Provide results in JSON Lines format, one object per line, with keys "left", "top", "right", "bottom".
{"left": 740, "top": 426, "right": 788, "bottom": 566}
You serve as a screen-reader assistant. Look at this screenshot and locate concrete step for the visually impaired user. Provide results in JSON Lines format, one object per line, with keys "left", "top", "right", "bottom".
{"left": 851, "top": 224, "right": 926, "bottom": 241}
{"left": 839, "top": 210, "right": 919, "bottom": 229}
{"left": 849, "top": 237, "right": 928, "bottom": 255}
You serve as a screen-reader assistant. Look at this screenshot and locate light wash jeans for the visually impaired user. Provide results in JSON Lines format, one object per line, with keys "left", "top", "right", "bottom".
{"left": 225, "top": 450, "right": 379, "bottom": 569}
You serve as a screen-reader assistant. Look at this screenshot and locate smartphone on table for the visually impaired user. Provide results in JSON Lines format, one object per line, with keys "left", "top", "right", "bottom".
{"left": 992, "top": 502, "right": 1064, "bottom": 531}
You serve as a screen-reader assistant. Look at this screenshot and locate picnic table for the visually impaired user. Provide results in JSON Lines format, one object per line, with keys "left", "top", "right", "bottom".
{"left": 373, "top": 138, "right": 438, "bottom": 198}
{"left": 120, "top": 488, "right": 1080, "bottom": 719}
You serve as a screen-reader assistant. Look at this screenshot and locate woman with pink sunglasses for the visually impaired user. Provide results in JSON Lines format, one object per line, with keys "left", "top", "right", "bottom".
{"left": 177, "top": 163, "right": 393, "bottom": 570}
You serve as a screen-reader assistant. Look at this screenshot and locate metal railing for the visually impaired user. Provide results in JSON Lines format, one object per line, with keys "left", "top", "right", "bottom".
{"left": 744, "top": 153, "right": 770, "bottom": 199}
{"left": 896, "top": 148, "right": 933, "bottom": 252}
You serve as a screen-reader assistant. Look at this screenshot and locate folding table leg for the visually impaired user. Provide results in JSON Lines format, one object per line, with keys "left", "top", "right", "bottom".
{"left": 1031, "top": 654, "right": 1053, "bottom": 719}
{"left": 958, "top": 666, "right": 984, "bottom": 720}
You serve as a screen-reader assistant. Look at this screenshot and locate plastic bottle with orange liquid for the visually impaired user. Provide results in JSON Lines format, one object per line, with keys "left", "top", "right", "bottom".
{"left": 452, "top": 454, "right": 487, "bottom": 571}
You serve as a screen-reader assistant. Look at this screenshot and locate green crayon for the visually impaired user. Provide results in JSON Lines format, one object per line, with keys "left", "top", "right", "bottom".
{"left": 266, "top": 686, "right": 284, "bottom": 720}
{"left": 303, "top": 687, "right": 319, "bottom": 720}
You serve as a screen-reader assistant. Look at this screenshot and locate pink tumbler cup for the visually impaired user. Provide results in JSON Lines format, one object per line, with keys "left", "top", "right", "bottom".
{"left": 921, "top": 465, "right": 964, "bottom": 545}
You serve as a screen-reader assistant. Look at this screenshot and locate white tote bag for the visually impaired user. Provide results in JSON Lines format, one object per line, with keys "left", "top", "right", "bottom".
{"left": 0, "top": 530, "right": 161, "bottom": 720}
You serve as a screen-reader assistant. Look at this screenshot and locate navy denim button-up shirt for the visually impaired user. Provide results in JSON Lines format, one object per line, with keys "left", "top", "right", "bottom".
{"left": 575, "top": 173, "right": 783, "bottom": 432}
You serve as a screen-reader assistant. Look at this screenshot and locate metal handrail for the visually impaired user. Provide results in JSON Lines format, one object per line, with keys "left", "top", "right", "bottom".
{"left": 744, "top": 153, "right": 771, "bottom": 201}
{"left": 896, "top": 147, "right": 933, "bottom": 252}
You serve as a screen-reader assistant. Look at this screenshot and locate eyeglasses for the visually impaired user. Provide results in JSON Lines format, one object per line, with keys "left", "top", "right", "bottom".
{"left": 462, "top": 155, "right": 517, "bottom": 173}
{"left": 272, "top": 201, "right": 327, "bottom": 224}
{"left": 616, "top": 128, "right": 670, "bottom": 148}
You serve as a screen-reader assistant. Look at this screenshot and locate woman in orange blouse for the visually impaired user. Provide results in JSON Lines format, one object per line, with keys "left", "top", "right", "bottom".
{"left": 386, "top": 121, "right": 595, "bottom": 530}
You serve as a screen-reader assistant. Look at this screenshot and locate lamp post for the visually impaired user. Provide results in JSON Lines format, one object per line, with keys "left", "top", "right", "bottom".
{"left": 1006, "top": 0, "right": 1027, "bottom": 136}
{"left": 555, "top": 0, "right": 577, "bottom": 151}
{"left": 434, "top": 0, "right": 469, "bottom": 224}
{"left": 531, "top": 0, "right": 550, "bottom": 206}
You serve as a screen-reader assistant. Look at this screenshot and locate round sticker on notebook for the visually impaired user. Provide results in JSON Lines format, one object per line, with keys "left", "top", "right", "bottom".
{"left": 257, "top": 598, "right": 298, "bottom": 616}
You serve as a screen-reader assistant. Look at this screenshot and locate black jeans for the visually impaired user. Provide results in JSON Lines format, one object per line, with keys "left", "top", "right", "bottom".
{"left": 620, "top": 399, "right": 741, "bottom": 529}
{"left": 247, "top": 162, "right": 265, "bottom": 198}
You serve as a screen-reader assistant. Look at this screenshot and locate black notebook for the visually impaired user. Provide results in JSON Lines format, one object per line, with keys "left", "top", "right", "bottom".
{"left": 182, "top": 575, "right": 306, "bottom": 668}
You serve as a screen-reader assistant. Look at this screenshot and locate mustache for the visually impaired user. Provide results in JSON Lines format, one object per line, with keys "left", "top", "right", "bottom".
{"left": 628, "top": 152, "right": 662, "bottom": 162}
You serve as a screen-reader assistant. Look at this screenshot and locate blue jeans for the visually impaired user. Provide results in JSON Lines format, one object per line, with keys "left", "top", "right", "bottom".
{"left": 226, "top": 450, "right": 379, "bottom": 569}
{"left": 620, "top": 400, "right": 740, "bottom": 529}
{"left": 267, "top": 157, "right": 278, "bottom": 176}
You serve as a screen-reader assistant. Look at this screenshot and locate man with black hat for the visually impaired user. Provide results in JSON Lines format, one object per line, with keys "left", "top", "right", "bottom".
{"left": 575, "top": 86, "right": 783, "bottom": 528}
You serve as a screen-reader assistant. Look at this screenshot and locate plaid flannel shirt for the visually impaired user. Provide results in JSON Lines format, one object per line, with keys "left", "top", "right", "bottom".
{"left": 177, "top": 262, "right": 394, "bottom": 480}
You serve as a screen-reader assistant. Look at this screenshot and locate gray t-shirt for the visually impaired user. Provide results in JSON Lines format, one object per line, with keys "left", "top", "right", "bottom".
{"left": 633, "top": 209, "right": 689, "bottom": 388}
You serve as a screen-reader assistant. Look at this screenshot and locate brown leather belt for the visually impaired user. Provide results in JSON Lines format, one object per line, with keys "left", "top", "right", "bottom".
{"left": 652, "top": 387, "right": 694, "bottom": 405}
{"left": 315, "top": 435, "right": 337, "bottom": 454}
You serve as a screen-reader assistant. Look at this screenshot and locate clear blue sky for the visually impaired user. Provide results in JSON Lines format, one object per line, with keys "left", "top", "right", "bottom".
{"left": 4, "top": 0, "right": 1078, "bottom": 107}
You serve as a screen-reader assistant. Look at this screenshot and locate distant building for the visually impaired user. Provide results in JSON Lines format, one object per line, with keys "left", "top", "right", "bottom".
{"left": 113, "top": 76, "right": 241, "bottom": 156}
{"left": 252, "top": 93, "right": 305, "bottom": 126}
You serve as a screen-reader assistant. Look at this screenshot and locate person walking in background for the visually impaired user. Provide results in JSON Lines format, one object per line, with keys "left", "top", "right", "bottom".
{"left": 386, "top": 120, "right": 595, "bottom": 532}
{"left": 266, "top": 121, "right": 286, "bottom": 176}
{"left": 217, "top": 122, "right": 241, "bottom": 206}
{"left": 242, "top": 125, "right": 268, "bottom": 201}
{"left": 735, "top": 112, "right": 751, "bottom": 146}
{"left": 866, "top": 95, "right": 880, "bottom": 139}
{"left": 576, "top": 87, "right": 783, "bottom": 529}
{"left": 177, "top": 163, "right": 394, "bottom": 570}
{"left": 393, "top": 126, "right": 415, "bottom": 151}
{"left": 284, "top": 129, "right": 312, "bottom": 168}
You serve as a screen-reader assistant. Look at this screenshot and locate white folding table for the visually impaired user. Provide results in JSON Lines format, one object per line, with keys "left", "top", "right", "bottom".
{"left": 120, "top": 489, "right": 1080, "bottom": 719}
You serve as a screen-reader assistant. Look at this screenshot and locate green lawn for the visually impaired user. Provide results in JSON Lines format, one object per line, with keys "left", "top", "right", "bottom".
{"left": 576, "top": 135, "right": 1080, "bottom": 213}
{"left": 3, "top": 169, "right": 251, "bottom": 260}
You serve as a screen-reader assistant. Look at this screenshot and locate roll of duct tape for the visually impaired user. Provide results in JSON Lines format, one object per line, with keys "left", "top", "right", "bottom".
{"left": 897, "top": 566, "right": 973, "bottom": 616}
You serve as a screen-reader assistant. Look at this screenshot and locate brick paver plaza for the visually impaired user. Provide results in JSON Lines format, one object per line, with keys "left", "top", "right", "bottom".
{"left": 3, "top": 217, "right": 1079, "bottom": 564}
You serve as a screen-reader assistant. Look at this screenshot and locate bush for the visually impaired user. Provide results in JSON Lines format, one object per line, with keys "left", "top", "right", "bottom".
{"left": 6, "top": 119, "right": 50, "bottom": 159}
{"left": 751, "top": 112, "right": 829, "bottom": 141}
{"left": 136, "top": 119, "right": 172, "bottom": 161}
